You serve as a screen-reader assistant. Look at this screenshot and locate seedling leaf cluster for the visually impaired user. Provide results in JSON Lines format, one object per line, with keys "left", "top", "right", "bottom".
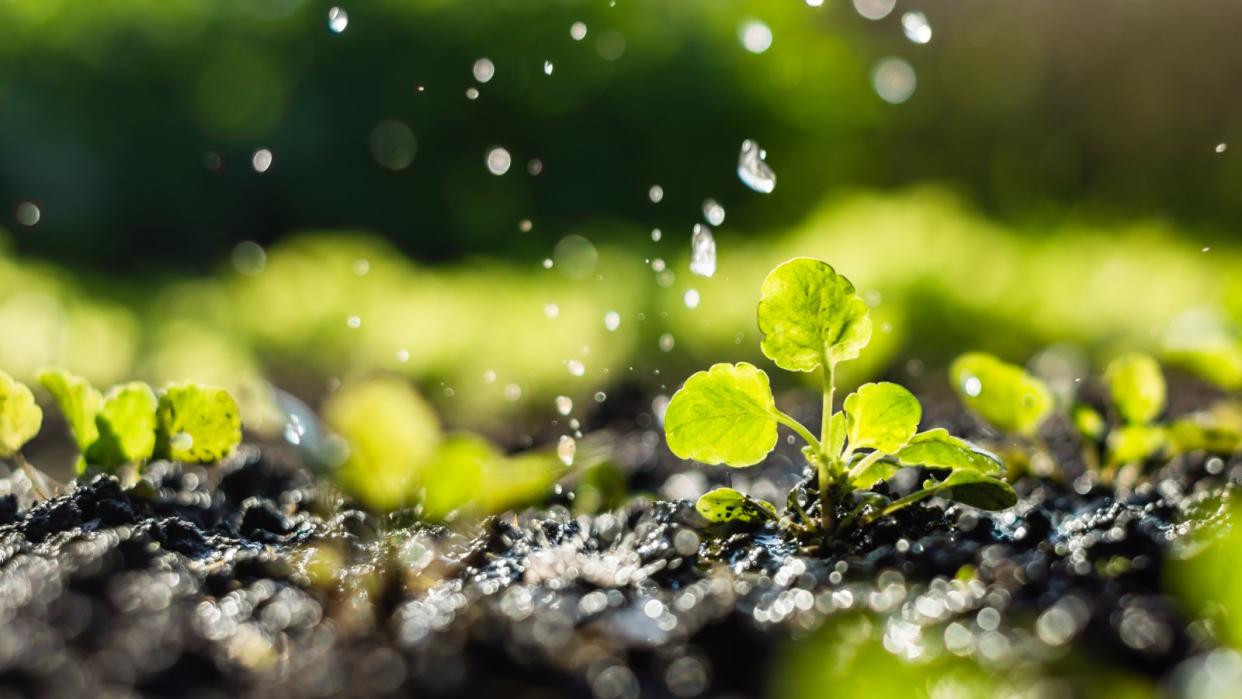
{"left": 665, "top": 258, "right": 1016, "bottom": 537}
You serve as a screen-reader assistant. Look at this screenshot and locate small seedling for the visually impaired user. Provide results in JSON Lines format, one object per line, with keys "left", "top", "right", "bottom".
{"left": 664, "top": 258, "right": 1016, "bottom": 537}
{"left": 40, "top": 368, "right": 242, "bottom": 476}
{"left": 0, "top": 371, "right": 50, "bottom": 497}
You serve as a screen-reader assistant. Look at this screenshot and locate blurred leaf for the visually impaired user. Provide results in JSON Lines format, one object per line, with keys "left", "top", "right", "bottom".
{"left": 1072, "top": 403, "right": 1107, "bottom": 441}
{"left": 38, "top": 368, "right": 102, "bottom": 451}
{"left": 1106, "top": 424, "right": 1166, "bottom": 467}
{"left": 418, "top": 434, "right": 494, "bottom": 521}
{"left": 87, "top": 382, "right": 158, "bottom": 470}
{"left": 844, "top": 382, "right": 921, "bottom": 453}
{"left": 950, "top": 352, "right": 1054, "bottom": 437}
{"left": 757, "top": 257, "right": 872, "bottom": 372}
{"left": 0, "top": 371, "right": 41, "bottom": 458}
{"left": 664, "top": 362, "right": 778, "bottom": 467}
{"left": 1106, "top": 352, "right": 1166, "bottom": 424}
{"left": 695, "top": 487, "right": 777, "bottom": 524}
{"left": 895, "top": 428, "right": 1003, "bottom": 474}
{"left": 155, "top": 382, "right": 242, "bottom": 464}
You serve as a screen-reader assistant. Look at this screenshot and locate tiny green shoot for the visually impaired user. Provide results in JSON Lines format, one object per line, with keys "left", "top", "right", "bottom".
{"left": 665, "top": 258, "right": 1016, "bottom": 538}
{"left": 0, "top": 371, "right": 47, "bottom": 497}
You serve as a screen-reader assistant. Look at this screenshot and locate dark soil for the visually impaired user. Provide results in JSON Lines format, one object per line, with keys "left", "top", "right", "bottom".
{"left": 0, "top": 425, "right": 1237, "bottom": 698}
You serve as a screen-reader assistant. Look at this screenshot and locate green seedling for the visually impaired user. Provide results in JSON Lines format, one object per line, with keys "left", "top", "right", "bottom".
{"left": 664, "top": 258, "right": 1016, "bottom": 537}
{"left": 0, "top": 371, "right": 50, "bottom": 497}
{"left": 40, "top": 368, "right": 242, "bottom": 475}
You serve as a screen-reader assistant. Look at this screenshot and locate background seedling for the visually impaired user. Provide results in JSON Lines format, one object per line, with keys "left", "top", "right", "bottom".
{"left": 0, "top": 371, "right": 50, "bottom": 498}
{"left": 665, "top": 258, "right": 1016, "bottom": 539}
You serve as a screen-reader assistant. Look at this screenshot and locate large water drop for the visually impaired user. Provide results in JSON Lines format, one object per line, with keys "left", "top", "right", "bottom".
{"left": 689, "top": 224, "right": 717, "bottom": 277}
{"left": 737, "top": 139, "right": 776, "bottom": 193}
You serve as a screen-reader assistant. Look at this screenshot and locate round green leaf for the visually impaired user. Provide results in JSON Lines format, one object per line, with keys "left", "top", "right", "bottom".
{"left": 156, "top": 382, "right": 243, "bottom": 464}
{"left": 1107, "top": 423, "right": 1166, "bottom": 466}
{"left": 695, "top": 487, "right": 778, "bottom": 524}
{"left": 950, "top": 352, "right": 1053, "bottom": 437}
{"left": 38, "top": 368, "right": 102, "bottom": 451}
{"left": 939, "top": 470, "right": 1017, "bottom": 511}
{"left": 0, "top": 371, "right": 42, "bottom": 458}
{"left": 843, "top": 382, "right": 921, "bottom": 453}
{"left": 757, "top": 258, "right": 872, "bottom": 372}
{"left": 1106, "top": 352, "right": 1166, "bottom": 425}
{"left": 894, "top": 428, "right": 1002, "bottom": 475}
{"left": 664, "top": 362, "right": 779, "bottom": 467}
{"left": 87, "top": 382, "right": 158, "bottom": 470}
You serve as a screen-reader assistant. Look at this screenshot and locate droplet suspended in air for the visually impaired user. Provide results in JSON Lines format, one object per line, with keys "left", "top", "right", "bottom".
{"left": 684, "top": 289, "right": 701, "bottom": 309}
{"left": 901, "top": 11, "right": 932, "bottom": 44}
{"left": 346, "top": 315, "right": 362, "bottom": 329}
{"left": 570, "top": 22, "right": 588, "bottom": 41}
{"left": 689, "top": 224, "right": 717, "bottom": 277}
{"left": 231, "top": 241, "right": 266, "bottom": 276}
{"left": 328, "top": 7, "right": 349, "bottom": 33}
{"left": 567, "top": 359, "right": 586, "bottom": 377}
{"left": 396, "top": 348, "right": 410, "bottom": 363}
{"left": 15, "top": 201, "right": 41, "bottom": 227}
{"left": 738, "top": 19, "right": 773, "bottom": 54}
{"left": 702, "top": 199, "right": 725, "bottom": 226}
{"left": 518, "top": 219, "right": 533, "bottom": 233}
{"left": 1215, "top": 143, "right": 1228, "bottom": 154}
{"left": 604, "top": 311, "right": 621, "bottom": 331}
{"left": 555, "top": 395, "right": 573, "bottom": 416}
{"left": 544, "top": 61, "right": 554, "bottom": 76}
{"left": 558, "top": 435, "right": 577, "bottom": 466}
{"left": 872, "top": 57, "right": 917, "bottom": 104}
{"left": 171, "top": 432, "right": 194, "bottom": 452}
{"left": 659, "top": 333, "right": 676, "bottom": 352}
{"left": 544, "top": 303, "right": 560, "bottom": 319}
{"left": 352, "top": 259, "right": 371, "bottom": 276}
{"left": 853, "top": 0, "right": 896, "bottom": 20}
{"left": 369, "top": 120, "right": 417, "bottom": 171}
{"left": 737, "top": 139, "right": 776, "bottom": 193}
{"left": 465, "top": 87, "right": 480, "bottom": 100}
{"left": 651, "top": 228, "right": 662, "bottom": 242}
{"left": 486, "top": 147, "right": 512, "bottom": 175}
{"left": 648, "top": 185, "right": 664, "bottom": 203}
{"left": 963, "top": 375, "right": 982, "bottom": 397}
{"left": 251, "top": 148, "right": 273, "bottom": 173}
{"left": 472, "top": 58, "right": 495, "bottom": 83}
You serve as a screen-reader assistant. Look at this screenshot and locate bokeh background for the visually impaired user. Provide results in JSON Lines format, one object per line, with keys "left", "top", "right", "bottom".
{"left": 3, "top": 0, "right": 1242, "bottom": 443}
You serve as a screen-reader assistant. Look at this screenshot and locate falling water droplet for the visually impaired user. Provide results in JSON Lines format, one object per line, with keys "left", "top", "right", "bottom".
{"left": 504, "top": 384, "right": 523, "bottom": 401}
{"left": 651, "top": 258, "right": 666, "bottom": 272}
{"left": 171, "top": 432, "right": 194, "bottom": 452}
{"left": 702, "top": 199, "right": 725, "bottom": 225}
{"left": 737, "top": 139, "right": 776, "bottom": 193}
{"left": 346, "top": 315, "right": 362, "bottom": 329}
{"left": 604, "top": 311, "right": 621, "bottom": 331}
{"left": 648, "top": 185, "right": 664, "bottom": 203}
{"left": 963, "top": 375, "right": 982, "bottom": 397}
{"left": 853, "top": 0, "right": 896, "bottom": 20}
{"left": 327, "top": 7, "right": 349, "bottom": 33}
{"left": 519, "top": 219, "right": 533, "bottom": 233}
{"left": 659, "top": 333, "right": 675, "bottom": 352}
{"left": 542, "top": 258, "right": 554, "bottom": 269}
{"left": 872, "top": 57, "right": 917, "bottom": 104}
{"left": 231, "top": 241, "right": 266, "bottom": 275}
{"left": 556, "top": 396, "right": 573, "bottom": 416}
{"left": 251, "top": 149, "right": 273, "bottom": 173}
{"left": 738, "top": 19, "right": 773, "bottom": 54}
{"left": 594, "top": 391, "right": 607, "bottom": 403}
{"left": 651, "top": 228, "right": 662, "bottom": 242}
{"left": 15, "top": 201, "right": 41, "bottom": 227}
{"left": 570, "top": 22, "right": 588, "bottom": 41}
{"left": 544, "top": 303, "right": 560, "bottom": 319}
{"left": 689, "top": 224, "right": 717, "bottom": 277}
{"left": 684, "top": 289, "right": 701, "bottom": 309}
{"left": 901, "top": 11, "right": 932, "bottom": 44}
{"left": 472, "top": 58, "right": 495, "bottom": 83}
{"left": 396, "top": 348, "right": 410, "bottom": 363}
{"left": 1215, "top": 143, "right": 1228, "bottom": 154}
{"left": 558, "top": 435, "right": 577, "bottom": 465}
{"left": 544, "top": 61, "right": 554, "bottom": 76}
{"left": 567, "top": 359, "right": 586, "bottom": 377}
{"left": 352, "top": 259, "right": 371, "bottom": 276}
{"left": 486, "top": 147, "right": 512, "bottom": 175}
{"left": 465, "top": 87, "right": 480, "bottom": 100}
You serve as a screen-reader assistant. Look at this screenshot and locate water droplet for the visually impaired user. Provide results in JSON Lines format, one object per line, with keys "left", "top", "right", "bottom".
{"left": 504, "top": 383, "right": 523, "bottom": 401}
{"left": 557, "top": 435, "right": 577, "bottom": 466}
{"left": 738, "top": 19, "right": 773, "bottom": 54}
{"left": 528, "top": 158, "right": 544, "bottom": 175}
{"left": 486, "top": 147, "right": 512, "bottom": 175}
{"left": 604, "top": 311, "right": 621, "bottom": 331}
{"left": 346, "top": 315, "right": 362, "bottom": 329}
{"left": 396, "top": 348, "right": 410, "bottom": 363}
{"left": 648, "top": 185, "right": 664, "bottom": 203}
{"left": 472, "top": 58, "right": 495, "bottom": 83}
{"left": 483, "top": 370, "right": 497, "bottom": 383}
{"left": 853, "top": 0, "right": 896, "bottom": 20}
{"left": 251, "top": 148, "right": 273, "bottom": 173}
{"left": 684, "top": 289, "right": 701, "bottom": 309}
{"left": 555, "top": 396, "right": 573, "bottom": 416}
{"left": 515, "top": 219, "right": 533, "bottom": 233}
{"left": 651, "top": 258, "right": 667, "bottom": 272}
{"left": 465, "top": 87, "right": 480, "bottom": 100}
{"left": 171, "top": 432, "right": 194, "bottom": 452}
{"left": 352, "top": 259, "right": 370, "bottom": 276}
{"left": 327, "top": 7, "right": 349, "bottom": 33}
{"left": 737, "top": 139, "right": 776, "bottom": 193}
{"left": 542, "top": 258, "right": 554, "bottom": 269}
{"left": 806, "top": 0, "right": 824, "bottom": 6}
{"left": 231, "top": 241, "right": 266, "bottom": 275}
{"left": 544, "top": 303, "right": 560, "bottom": 319}
{"left": 596, "top": 29, "right": 627, "bottom": 61}
{"left": 1202, "top": 246, "right": 1212, "bottom": 253}
{"left": 544, "top": 61, "right": 554, "bottom": 76}
{"left": 651, "top": 228, "right": 662, "bottom": 242}
{"left": 594, "top": 391, "right": 607, "bottom": 403}
{"left": 702, "top": 199, "right": 725, "bottom": 226}
{"left": 689, "top": 224, "right": 717, "bottom": 277}
{"left": 963, "top": 375, "right": 982, "bottom": 397}
{"left": 1216, "top": 143, "right": 1228, "bottom": 154}
{"left": 553, "top": 234, "right": 598, "bottom": 279}
{"left": 872, "top": 57, "right": 917, "bottom": 104}
{"left": 369, "top": 120, "right": 417, "bottom": 171}
{"left": 567, "top": 359, "right": 586, "bottom": 377}
{"left": 901, "top": 11, "right": 932, "bottom": 44}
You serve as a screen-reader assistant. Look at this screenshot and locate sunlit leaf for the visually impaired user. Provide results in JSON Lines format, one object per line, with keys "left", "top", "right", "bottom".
{"left": 1166, "top": 417, "right": 1241, "bottom": 455}
{"left": 1107, "top": 424, "right": 1166, "bottom": 466}
{"left": 939, "top": 470, "right": 1017, "bottom": 511}
{"left": 418, "top": 434, "right": 495, "bottom": 521}
{"left": 950, "top": 352, "right": 1053, "bottom": 437}
{"left": 0, "top": 371, "right": 42, "bottom": 458}
{"left": 850, "top": 454, "right": 901, "bottom": 490}
{"left": 1105, "top": 352, "right": 1166, "bottom": 425}
{"left": 894, "top": 428, "right": 1002, "bottom": 474}
{"left": 695, "top": 487, "right": 777, "bottom": 524}
{"left": 664, "top": 362, "right": 778, "bottom": 467}
{"left": 843, "top": 382, "right": 921, "bottom": 453}
{"left": 757, "top": 258, "right": 872, "bottom": 372}
{"left": 155, "top": 382, "right": 243, "bottom": 464}
{"left": 38, "top": 368, "right": 102, "bottom": 451}
{"left": 87, "top": 382, "right": 158, "bottom": 470}
{"left": 826, "top": 410, "right": 847, "bottom": 458}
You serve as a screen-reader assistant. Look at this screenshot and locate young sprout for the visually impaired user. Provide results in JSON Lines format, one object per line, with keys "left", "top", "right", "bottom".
{"left": 665, "top": 258, "right": 1016, "bottom": 537}
{"left": 950, "top": 352, "right": 1054, "bottom": 438}
{"left": 0, "top": 371, "right": 47, "bottom": 497}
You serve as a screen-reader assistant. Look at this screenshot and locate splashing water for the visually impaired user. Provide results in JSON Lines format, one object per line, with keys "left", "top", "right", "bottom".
{"left": 327, "top": 7, "right": 349, "bottom": 33}
{"left": 702, "top": 199, "right": 725, "bottom": 226}
{"left": 689, "top": 224, "right": 717, "bottom": 277}
{"left": 901, "top": 11, "right": 932, "bottom": 44}
{"left": 737, "top": 140, "right": 776, "bottom": 193}
{"left": 557, "top": 435, "right": 577, "bottom": 466}
{"left": 555, "top": 396, "right": 573, "bottom": 416}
